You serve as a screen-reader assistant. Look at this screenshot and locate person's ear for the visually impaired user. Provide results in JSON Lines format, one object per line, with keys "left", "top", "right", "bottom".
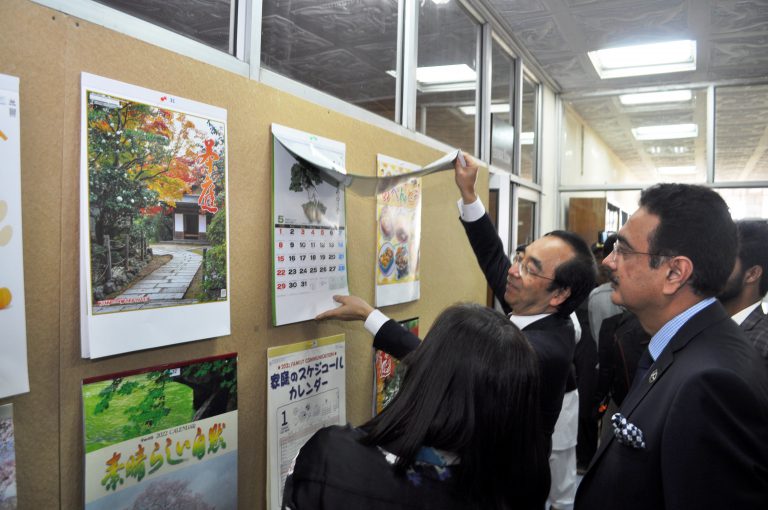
{"left": 744, "top": 265, "right": 762, "bottom": 286}
{"left": 662, "top": 256, "right": 693, "bottom": 295}
{"left": 549, "top": 286, "right": 571, "bottom": 308}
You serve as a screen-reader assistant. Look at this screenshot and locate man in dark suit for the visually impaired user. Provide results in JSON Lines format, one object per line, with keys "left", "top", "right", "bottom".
{"left": 718, "top": 219, "right": 768, "bottom": 368}
{"left": 318, "top": 153, "right": 596, "bottom": 442}
{"left": 318, "top": 153, "right": 596, "bottom": 509}
{"left": 575, "top": 184, "right": 768, "bottom": 509}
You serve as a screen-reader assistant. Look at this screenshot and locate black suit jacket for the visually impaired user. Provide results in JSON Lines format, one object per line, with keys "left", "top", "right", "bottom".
{"left": 576, "top": 301, "right": 768, "bottom": 510}
{"left": 373, "top": 213, "right": 576, "bottom": 438}
{"left": 595, "top": 311, "right": 650, "bottom": 408}
{"left": 741, "top": 304, "right": 768, "bottom": 369}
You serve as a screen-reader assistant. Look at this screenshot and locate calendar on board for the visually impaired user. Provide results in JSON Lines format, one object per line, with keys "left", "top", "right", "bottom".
{"left": 271, "top": 124, "right": 349, "bottom": 326}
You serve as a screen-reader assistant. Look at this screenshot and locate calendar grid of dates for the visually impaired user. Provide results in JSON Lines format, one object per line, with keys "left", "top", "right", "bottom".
{"left": 274, "top": 224, "right": 347, "bottom": 295}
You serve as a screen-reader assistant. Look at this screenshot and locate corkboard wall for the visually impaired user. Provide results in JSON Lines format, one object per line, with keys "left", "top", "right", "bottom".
{"left": 0, "top": 1, "right": 488, "bottom": 508}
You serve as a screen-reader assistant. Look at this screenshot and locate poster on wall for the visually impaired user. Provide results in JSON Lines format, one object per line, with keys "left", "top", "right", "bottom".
{"left": 80, "top": 72, "right": 230, "bottom": 358}
{"left": 81, "top": 354, "right": 238, "bottom": 510}
{"left": 0, "top": 404, "right": 18, "bottom": 509}
{"left": 0, "top": 73, "right": 29, "bottom": 399}
{"left": 266, "top": 335, "right": 345, "bottom": 510}
{"left": 372, "top": 317, "right": 418, "bottom": 416}
{"left": 375, "top": 155, "right": 422, "bottom": 306}
{"left": 271, "top": 124, "right": 349, "bottom": 326}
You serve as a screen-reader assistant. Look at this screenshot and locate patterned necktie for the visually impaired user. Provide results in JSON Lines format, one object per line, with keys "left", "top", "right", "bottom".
{"left": 629, "top": 347, "right": 653, "bottom": 392}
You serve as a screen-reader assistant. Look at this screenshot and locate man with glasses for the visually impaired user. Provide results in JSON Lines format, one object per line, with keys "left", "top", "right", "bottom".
{"left": 317, "top": 153, "right": 597, "bottom": 449}
{"left": 575, "top": 184, "right": 768, "bottom": 510}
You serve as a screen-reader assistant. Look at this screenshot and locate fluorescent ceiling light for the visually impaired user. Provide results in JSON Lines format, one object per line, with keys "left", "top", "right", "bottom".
{"left": 459, "top": 103, "right": 510, "bottom": 115}
{"left": 589, "top": 40, "right": 696, "bottom": 79}
{"left": 619, "top": 89, "right": 692, "bottom": 105}
{"left": 657, "top": 165, "right": 697, "bottom": 175}
{"left": 632, "top": 123, "right": 698, "bottom": 141}
{"left": 387, "top": 64, "right": 476, "bottom": 92}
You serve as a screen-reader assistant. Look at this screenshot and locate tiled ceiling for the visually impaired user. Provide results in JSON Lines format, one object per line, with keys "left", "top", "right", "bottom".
{"left": 488, "top": 0, "right": 768, "bottom": 182}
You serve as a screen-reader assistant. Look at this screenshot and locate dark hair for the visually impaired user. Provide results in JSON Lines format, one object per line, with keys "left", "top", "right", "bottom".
{"left": 603, "top": 233, "right": 618, "bottom": 256}
{"left": 640, "top": 184, "right": 736, "bottom": 296}
{"left": 737, "top": 220, "right": 768, "bottom": 297}
{"left": 362, "top": 303, "right": 547, "bottom": 510}
{"left": 544, "top": 230, "right": 598, "bottom": 315}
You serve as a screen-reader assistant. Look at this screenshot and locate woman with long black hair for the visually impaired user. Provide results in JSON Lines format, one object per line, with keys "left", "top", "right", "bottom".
{"left": 283, "top": 303, "right": 549, "bottom": 510}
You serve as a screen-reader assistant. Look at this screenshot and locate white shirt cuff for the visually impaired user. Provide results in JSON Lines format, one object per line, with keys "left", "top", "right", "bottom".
{"left": 456, "top": 197, "right": 486, "bottom": 222}
{"left": 364, "top": 309, "right": 391, "bottom": 336}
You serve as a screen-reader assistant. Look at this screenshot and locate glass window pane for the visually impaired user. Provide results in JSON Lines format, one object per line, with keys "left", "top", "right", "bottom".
{"left": 718, "top": 188, "right": 768, "bottom": 219}
{"left": 517, "top": 198, "right": 535, "bottom": 246}
{"left": 416, "top": 0, "right": 477, "bottom": 153}
{"left": 715, "top": 84, "right": 768, "bottom": 182}
{"left": 94, "top": 0, "right": 235, "bottom": 53}
{"left": 261, "top": 0, "right": 400, "bottom": 121}
{"left": 490, "top": 41, "right": 514, "bottom": 171}
{"left": 520, "top": 75, "right": 538, "bottom": 181}
{"left": 562, "top": 89, "right": 708, "bottom": 185}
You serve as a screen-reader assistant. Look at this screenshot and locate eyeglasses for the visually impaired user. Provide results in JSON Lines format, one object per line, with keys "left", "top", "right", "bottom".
{"left": 511, "top": 252, "right": 556, "bottom": 281}
{"left": 609, "top": 239, "right": 657, "bottom": 263}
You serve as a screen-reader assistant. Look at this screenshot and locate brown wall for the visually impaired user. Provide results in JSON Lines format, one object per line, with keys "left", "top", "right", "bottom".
{"left": 0, "top": 1, "right": 488, "bottom": 508}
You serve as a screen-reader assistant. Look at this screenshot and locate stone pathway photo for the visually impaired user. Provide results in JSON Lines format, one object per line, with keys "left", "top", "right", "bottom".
{"left": 93, "top": 243, "right": 204, "bottom": 313}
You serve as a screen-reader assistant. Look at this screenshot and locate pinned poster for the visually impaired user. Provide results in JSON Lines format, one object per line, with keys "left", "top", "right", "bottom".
{"left": 81, "top": 354, "right": 238, "bottom": 510}
{"left": 271, "top": 124, "right": 349, "bottom": 326}
{"left": 0, "top": 404, "right": 18, "bottom": 509}
{"left": 0, "top": 73, "right": 29, "bottom": 399}
{"left": 266, "top": 335, "right": 345, "bottom": 510}
{"left": 80, "top": 73, "right": 230, "bottom": 358}
{"left": 372, "top": 317, "right": 418, "bottom": 415}
{"left": 375, "top": 154, "right": 422, "bottom": 306}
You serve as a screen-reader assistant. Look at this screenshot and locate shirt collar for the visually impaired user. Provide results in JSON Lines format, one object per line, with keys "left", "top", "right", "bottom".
{"left": 731, "top": 300, "right": 763, "bottom": 326}
{"left": 648, "top": 297, "right": 716, "bottom": 361}
{"left": 508, "top": 312, "right": 551, "bottom": 330}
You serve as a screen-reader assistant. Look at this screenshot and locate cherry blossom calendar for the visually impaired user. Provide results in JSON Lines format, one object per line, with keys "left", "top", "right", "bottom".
{"left": 271, "top": 124, "right": 349, "bottom": 326}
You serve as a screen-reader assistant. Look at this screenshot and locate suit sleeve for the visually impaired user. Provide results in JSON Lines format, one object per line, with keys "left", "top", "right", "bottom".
{"left": 661, "top": 369, "right": 768, "bottom": 509}
{"left": 460, "top": 214, "right": 512, "bottom": 315}
{"left": 373, "top": 319, "right": 421, "bottom": 359}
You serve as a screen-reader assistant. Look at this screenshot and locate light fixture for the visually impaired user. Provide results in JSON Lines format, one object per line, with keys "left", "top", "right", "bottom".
{"left": 631, "top": 123, "right": 698, "bottom": 141}
{"left": 588, "top": 40, "right": 696, "bottom": 79}
{"left": 657, "top": 165, "right": 697, "bottom": 175}
{"left": 458, "top": 103, "right": 510, "bottom": 115}
{"left": 619, "top": 89, "right": 692, "bottom": 105}
{"left": 387, "top": 64, "right": 476, "bottom": 92}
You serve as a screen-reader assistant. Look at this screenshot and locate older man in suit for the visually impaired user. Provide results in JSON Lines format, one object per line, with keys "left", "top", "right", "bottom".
{"left": 575, "top": 184, "right": 768, "bottom": 510}
{"left": 718, "top": 219, "right": 768, "bottom": 368}
{"left": 318, "top": 153, "right": 596, "bottom": 509}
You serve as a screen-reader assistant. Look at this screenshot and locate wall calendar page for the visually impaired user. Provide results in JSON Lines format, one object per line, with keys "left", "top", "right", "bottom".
{"left": 271, "top": 124, "right": 349, "bottom": 326}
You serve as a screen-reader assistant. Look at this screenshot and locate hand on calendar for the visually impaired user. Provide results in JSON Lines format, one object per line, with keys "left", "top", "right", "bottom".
{"left": 315, "top": 295, "right": 375, "bottom": 322}
{"left": 454, "top": 150, "right": 480, "bottom": 205}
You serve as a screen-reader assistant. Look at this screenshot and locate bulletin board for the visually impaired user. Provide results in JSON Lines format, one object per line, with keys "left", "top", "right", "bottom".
{"left": 0, "top": 1, "right": 488, "bottom": 508}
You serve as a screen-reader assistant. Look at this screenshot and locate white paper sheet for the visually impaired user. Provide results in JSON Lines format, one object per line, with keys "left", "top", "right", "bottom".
{"left": 375, "top": 154, "right": 422, "bottom": 306}
{"left": 266, "top": 336, "right": 346, "bottom": 510}
{"left": 271, "top": 124, "right": 349, "bottom": 326}
{"left": 0, "top": 74, "right": 30, "bottom": 399}
{"left": 80, "top": 73, "right": 230, "bottom": 358}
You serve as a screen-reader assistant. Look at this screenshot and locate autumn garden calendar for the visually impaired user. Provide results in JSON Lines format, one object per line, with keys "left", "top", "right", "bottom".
{"left": 271, "top": 124, "right": 349, "bottom": 326}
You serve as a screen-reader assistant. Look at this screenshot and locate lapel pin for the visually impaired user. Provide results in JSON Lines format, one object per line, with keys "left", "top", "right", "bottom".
{"left": 649, "top": 369, "right": 658, "bottom": 383}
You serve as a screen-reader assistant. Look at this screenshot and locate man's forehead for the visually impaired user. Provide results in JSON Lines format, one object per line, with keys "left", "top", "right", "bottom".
{"left": 526, "top": 236, "right": 576, "bottom": 266}
{"left": 619, "top": 207, "right": 659, "bottom": 247}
